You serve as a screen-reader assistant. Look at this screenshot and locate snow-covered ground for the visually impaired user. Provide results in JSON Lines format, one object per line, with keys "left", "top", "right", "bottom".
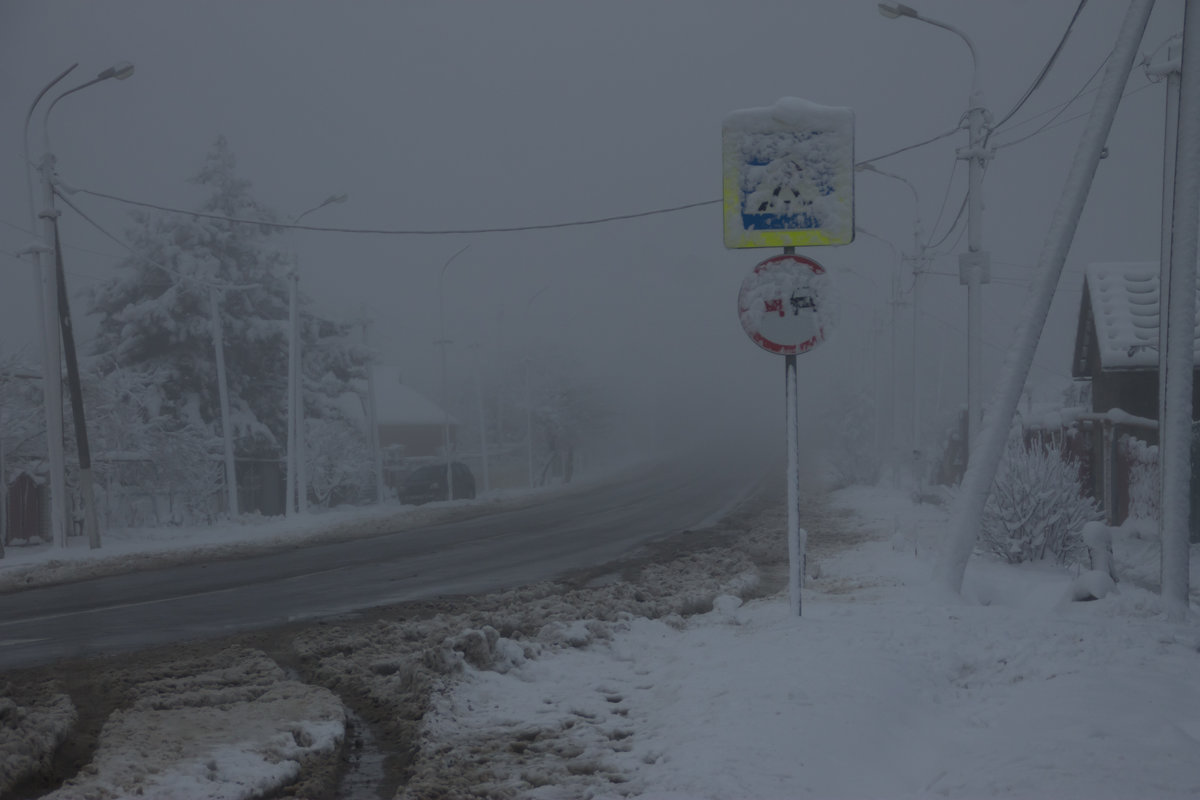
{"left": 411, "top": 485, "right": 1200, "bottom": 799}
{"left": 4, "top": 480, "right": 1200, "bottom": 798}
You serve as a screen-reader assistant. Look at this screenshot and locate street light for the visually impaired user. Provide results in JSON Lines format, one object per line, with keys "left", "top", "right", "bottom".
{"left": 24, "top": 61, "right": 134, "bottom": 549}
{"left": 879, "top": 2, "right": 990, "bottom": 460}
{"left": 293, "top": 193, "right": 348, "bottom": 224}
{"left": 437, "top": 244, "right": 471, "bottom": 500}
{"left": 285, "top": 193, "right": 349, "bottom": 516}
{"left": 856, "top": 163, "right": 928, "bottom": 483}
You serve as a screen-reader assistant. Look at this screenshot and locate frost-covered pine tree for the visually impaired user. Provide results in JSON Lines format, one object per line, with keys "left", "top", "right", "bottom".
{"left": 89, "top": 136, "right": 291, "bottom": 458}
{"left": 89, "top": 137, "right": 370, "bottom": 477}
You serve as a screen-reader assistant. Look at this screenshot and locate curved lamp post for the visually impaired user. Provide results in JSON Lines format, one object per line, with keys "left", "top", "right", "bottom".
{"left": 24, "top": 61, "right": 134, "bottom": 549}
{"left": 856, "top": 162, "right": 927, "bottom": 481}
{"left": 879, "top": 2, "right": 990, "bottom": 460}
{"left": 284, "top": 192, "right": 348, "bottom": 516}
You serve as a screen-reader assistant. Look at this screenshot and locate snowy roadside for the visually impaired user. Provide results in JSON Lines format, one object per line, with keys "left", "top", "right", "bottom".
{"left": 402, "top": 485, "right": 1200, "bottom": 799}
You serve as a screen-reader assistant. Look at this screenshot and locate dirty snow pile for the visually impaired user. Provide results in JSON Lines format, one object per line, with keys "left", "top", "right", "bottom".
{"left": 408, "top": 485, "right": 1200, "bottom": 799}
{"left": 0, "top": 688, "right": 75, "bottom": 791}
{"left": 40, "top": 647, "right": 344, "bottom": 800}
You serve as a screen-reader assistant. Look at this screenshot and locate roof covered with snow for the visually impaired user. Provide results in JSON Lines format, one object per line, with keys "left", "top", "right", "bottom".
{"left": 371, "top": 366, "right": 457, "bottom": 427}
{"left": 1074, "top": 261, "right": 1200, "bottom": 373}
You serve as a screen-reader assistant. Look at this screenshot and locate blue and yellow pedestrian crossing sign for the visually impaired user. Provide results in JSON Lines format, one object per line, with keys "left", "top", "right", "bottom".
{"left": 722, "top": 98, "right": 855, "bottom": 249}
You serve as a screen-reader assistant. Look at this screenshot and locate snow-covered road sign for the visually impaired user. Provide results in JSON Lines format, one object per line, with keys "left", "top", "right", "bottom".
{"left": 738, "top": 253, "right": 830, "bottom": 355}
{"left": 722, "top": 97, "right": 854, "bottom": 248}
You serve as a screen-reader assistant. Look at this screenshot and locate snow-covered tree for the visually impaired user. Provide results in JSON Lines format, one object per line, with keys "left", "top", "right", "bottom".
{"left": 88, "top": 137, "right": 370, "bottom": 475}
{"left": 0, "top": 351, "right": 46, "bottom": 477}
{"left": 89, "top": 136, "right": 292, "bottom": 458}
{"left": 80, "top": 365, "right": 223, "bottom": 525}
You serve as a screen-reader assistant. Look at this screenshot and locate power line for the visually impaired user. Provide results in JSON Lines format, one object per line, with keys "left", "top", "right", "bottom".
{"left": 856, "top": 126, "right": 962, "bottom": 168}
{"left": 55, "top": 188, "right": 256, "bottom": 292}
{"left": 72, "top": 187, "right": 722, "bottom": 236}
{"left": 992, "top": 0, "right": 1090, "bottom": 131}
{"left": 0, "top": 215, "right": 126, "bottom": 262}
{"left": 996, "top": 54, "right": 1108, "bottom": 138}
{"left": 994, "top": 77, "right": 1155, "bottom": 151}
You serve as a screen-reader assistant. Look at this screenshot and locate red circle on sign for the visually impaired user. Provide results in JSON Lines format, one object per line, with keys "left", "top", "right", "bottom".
{"left": 738, "top": 254, "right": 829, "bottom": 355}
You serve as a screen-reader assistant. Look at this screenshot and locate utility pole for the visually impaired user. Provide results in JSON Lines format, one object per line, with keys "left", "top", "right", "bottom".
{"left": 361, "top": 312, "right": 385, "bottom": 503}
{"left": 1161, "top": 2, "right": 1199, "bottom": 621}
{"left": 35, "top": 157, "right": 68, "bottom": 547}
{"left": 287, "top": 272, "right": 307, "bottom": 515}
{"left": 959, "top": 78, "right": 992, "bottom": 461}
{"left": 471, "top": 343, "right": 490, "bottom": 494}
{"left": 525, "top": 357, "right": 534, "bottom": 488}
{"left": 50, "top": 217, "right": 101, "bottom": 548}
{"left": 935, "top": 0, "right": 1155, "bottom": 595}
{"left": 209, "top": 288, "right": 238, "bottom": 518}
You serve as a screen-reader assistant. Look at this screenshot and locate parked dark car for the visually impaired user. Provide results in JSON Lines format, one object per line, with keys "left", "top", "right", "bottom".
{"left": 399, "top": 462, "right": 476, "bottom": 505}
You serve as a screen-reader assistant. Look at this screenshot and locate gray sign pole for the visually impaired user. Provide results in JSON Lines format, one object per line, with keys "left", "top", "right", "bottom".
{"left": 782, "top": 246, "right": 805, "bottom": 616}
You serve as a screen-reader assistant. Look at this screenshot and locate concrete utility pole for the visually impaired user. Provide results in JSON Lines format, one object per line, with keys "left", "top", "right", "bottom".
{"left": 1161, "top": 1, "right": 1200, "bottom": 620}
{"left": 24, "top": 65, "right": 76, "bottom": 549}
{"left": 935, "top": 0, "right": 1156, "bottom": 595}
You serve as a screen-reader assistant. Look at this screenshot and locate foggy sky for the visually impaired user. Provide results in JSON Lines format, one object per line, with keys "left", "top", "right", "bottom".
{"left": 0, "top": 1, "right": 1186, "bottom": 454}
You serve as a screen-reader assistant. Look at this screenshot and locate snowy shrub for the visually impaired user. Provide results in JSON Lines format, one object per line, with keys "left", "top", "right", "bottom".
{"left": 1122, "top": 435, "right": 1159, "bottom": 522}
{"left": 979, "top": 435, "right": 1101, "bottom": 566}
{"left": 305, "top": 417, "right": 373, "bottom": 508}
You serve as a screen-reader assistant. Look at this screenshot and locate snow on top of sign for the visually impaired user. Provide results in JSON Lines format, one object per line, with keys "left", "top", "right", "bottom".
{"left": 723, "top": 97, "right": 853, "bottom": 131}
{"left": 1085, "top": 262, "right": 1200, "bottom": 370}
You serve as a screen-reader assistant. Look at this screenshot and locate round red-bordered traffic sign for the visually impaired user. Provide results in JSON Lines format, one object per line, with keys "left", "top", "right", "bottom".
{"left": 737, "top": 253, "right": 830, "bottom": 355}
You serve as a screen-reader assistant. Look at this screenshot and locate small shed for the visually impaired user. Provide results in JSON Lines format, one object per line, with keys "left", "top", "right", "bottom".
{"left": 5, "top": 471, "right": 45, "bottom": 544}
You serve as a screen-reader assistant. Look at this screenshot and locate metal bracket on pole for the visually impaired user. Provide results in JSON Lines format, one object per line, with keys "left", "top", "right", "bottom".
{"left": 958, "top": 250, "right": 991, "bottom": 285}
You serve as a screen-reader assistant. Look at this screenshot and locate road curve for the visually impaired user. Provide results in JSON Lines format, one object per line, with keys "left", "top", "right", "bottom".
{"left": 0, "top": 454, "right": 765, "bottom": 670}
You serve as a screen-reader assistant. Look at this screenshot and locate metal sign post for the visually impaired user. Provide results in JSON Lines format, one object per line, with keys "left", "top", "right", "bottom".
{"left": 737, "top": 251, "right": 831, "bottom": 615}
{"left": 726, "top": 96, "right": 853, "bottom": 617}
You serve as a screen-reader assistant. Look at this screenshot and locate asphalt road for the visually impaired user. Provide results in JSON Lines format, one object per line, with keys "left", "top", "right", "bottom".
{"left": 0, "top": 455, "right": 764, "bottom": 670}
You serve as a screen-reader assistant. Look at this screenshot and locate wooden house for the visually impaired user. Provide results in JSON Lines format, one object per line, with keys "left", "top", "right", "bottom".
{"left": 1070, "top": 261, "right": 1200, "bottom": 535}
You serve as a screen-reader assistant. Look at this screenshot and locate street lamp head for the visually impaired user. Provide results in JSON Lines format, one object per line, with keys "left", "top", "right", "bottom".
{"left": 878, "top": 3, "right": 918, "bottom": 19}
{"left": 97, "top": 61, "right": 135, "bottom": 81}
{"left": 325, "top": 193, "right": 349, "bottom": 205}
